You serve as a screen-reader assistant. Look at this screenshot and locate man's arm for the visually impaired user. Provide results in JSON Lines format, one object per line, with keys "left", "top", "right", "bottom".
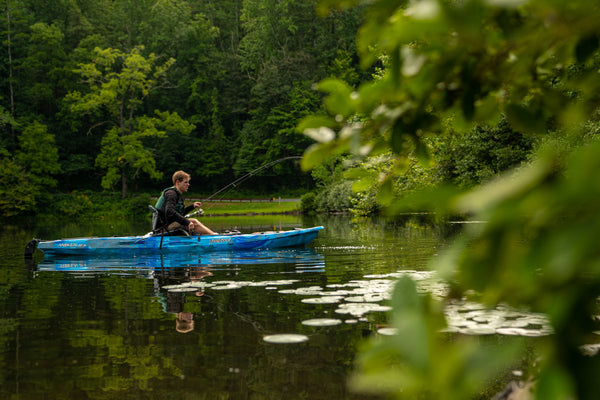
{"left": 183, "top": 203, "right": 196, "bottom": 215}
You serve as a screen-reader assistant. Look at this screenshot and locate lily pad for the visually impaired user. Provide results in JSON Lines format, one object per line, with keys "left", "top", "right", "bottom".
{"left": 212, "top": 284, "right": 244, "bottom": 290}
{"left": 249, "top": 280, "right": 299, "bottom": 287}
{"left": 168, "top": 287, "right": 198, "bottom": 293}
{"left": 301, "top": 296, "right": 343, "bottom": 304}
{"left": 495, "top": 328, "right": 531, "bottom": 336}
{"left": 162, "top": 284, "right": 183, "bottom": 289}
{"left": 459, "top": 326, "right": 497, "bottom": 335}
{"left": 377, "top": 327, "right": 398, "bottom": 336}
{"left": 301, "top": 318, "right": 342, "bottom": 327}
{"left": 188, "top": 282, "right": 215, "bottom": 288}
{"left": 335, "top": 303, "right": 392, "bottom": 317}
{"left": 344, "top": 296, "right": 366, "bottom": 303}
{"left": 263, "top": 334, "right": 309, "bottom": 344}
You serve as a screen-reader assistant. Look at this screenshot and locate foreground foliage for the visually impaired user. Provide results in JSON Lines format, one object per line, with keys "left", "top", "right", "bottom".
{"left": 302, "top": 0, "right": 600, "bottom": 399}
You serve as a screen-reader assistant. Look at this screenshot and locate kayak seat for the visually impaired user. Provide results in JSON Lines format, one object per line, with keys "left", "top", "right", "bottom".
{"left": 148, "top": 205, "right": 189, "bottom": 236}
{"left": 148, "top": 205, "right": 166, "bottom": 233}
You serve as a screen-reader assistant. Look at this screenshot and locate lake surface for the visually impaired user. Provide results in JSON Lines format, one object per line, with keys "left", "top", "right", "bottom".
{"left": 0, "top": 214, "right": 511, "bottom": 399}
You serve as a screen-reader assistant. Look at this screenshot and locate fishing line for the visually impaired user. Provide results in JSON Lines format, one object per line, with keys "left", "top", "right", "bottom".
{"left": 186, "top": 156, "right": 302, "bottom": 217}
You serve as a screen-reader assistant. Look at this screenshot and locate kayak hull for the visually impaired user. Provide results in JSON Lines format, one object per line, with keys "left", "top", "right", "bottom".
{"left": 34, "top": 226, "right": 324, "bottom": 256}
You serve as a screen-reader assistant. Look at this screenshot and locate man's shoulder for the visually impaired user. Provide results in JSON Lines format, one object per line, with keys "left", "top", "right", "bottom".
{"left": 164, "top": 187, "right": 180, "bottom": 198}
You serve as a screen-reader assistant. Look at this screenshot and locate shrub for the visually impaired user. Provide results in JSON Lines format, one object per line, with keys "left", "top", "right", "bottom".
{"left": 435, "top": 118, "right": 534, "bottom": 188}
{"left": 0, "top": 158, "right": 37, "bottom": 217}
{"left": 300, "top": 191, "right": 317, "bottom": 214}
{"left": 52, "top": 191, "right": 94, "bottom": 217}
{"left": 122, "top": 194, "right": 154, "bottom": 217}
{"left": 315, "top": 181, "right": 354, "bottom": 213}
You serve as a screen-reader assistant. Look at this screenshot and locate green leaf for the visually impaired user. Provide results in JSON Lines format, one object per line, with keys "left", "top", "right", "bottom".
{"left": 341, "top": 166, "right": 376, "bottom": 192}
{"left": 504, "top": 103, "right": 546, "bottom": 134}
{"left": 301, "top": 140, "right": 349, "bottom": 171}
{"left": 318, "top": 78, "right": 356, "bottom": 117}
{"left": 536, "top": 364, "right": 576, "bottom": 400}
{"left": 376, "top": 176, "right": 395, "bottom": 206}
{"left": 389, "top": 277, "right": 429, "bottom": 371}
{"left": 575, "top": 34, "right": 599, "bottom": 63}
{"left": 390, "top": 120, "right": 407, "bottom": 154}
{"left": 297, "top": 115, "right": 337, "bottom": 132}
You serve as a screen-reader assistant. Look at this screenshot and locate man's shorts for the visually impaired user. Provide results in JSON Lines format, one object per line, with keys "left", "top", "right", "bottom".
{"left": 166, "top": 221, "right": 188, "bottom": 232}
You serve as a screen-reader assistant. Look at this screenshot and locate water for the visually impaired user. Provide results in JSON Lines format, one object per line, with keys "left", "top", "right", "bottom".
{"left": 0, "top": 214, "right": 448, "bottom": 399}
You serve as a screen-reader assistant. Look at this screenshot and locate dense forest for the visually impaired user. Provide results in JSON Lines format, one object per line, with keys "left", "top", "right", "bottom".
{"left": 0, "top": 0, "right": 373, "bottom": 217}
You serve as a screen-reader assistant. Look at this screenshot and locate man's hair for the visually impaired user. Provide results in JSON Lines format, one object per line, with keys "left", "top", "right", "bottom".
{"left": 172, "top": 170, "right": 190, "bottom": 185}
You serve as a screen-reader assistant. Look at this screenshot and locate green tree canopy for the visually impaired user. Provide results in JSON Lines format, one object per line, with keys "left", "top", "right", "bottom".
{"left": 0, "top": 120, "right": 60, "bottom": 216}
{"left": 66, "top": 46, "right": 194, "bottom": 197}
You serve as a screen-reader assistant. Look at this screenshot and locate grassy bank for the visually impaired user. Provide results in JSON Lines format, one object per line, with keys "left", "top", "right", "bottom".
{"left": 197, "top": 200, "right": 301, "bottom": 216}
{"left": 36, "top": 191, "right": 301, "bottom": 220}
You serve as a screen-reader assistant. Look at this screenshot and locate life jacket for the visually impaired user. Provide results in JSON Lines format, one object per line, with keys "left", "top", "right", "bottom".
{"left": 155, "top": 187, "right": 184, "bottom": 214}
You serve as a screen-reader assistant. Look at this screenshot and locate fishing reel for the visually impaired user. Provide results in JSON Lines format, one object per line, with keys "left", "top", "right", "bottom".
{"left": 186, "top": 208, "right": 204, "bottom": 218}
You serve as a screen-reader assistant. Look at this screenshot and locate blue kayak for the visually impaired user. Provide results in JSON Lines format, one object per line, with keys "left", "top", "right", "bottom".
{"left": 29, "top": 226, "right": 324, "bottom": 256}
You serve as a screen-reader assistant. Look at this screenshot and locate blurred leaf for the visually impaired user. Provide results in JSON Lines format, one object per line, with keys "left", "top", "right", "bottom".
{"left": 386, "top": 183, "right": 463, "bottom": 215}
{"left": 318, "top": 78, "right": 356, "bottom": 117}
{"left": 376, "top": 176, "right": 395, "bottom": 206}
{"left": 304, "top": 127, "right": 336, "bottom": 143}
{"left": 454, "top": 154, "right": 554, "bottom": 214}
{"left": 352, "top": 178, "right": 374, "bottom": 192}
{"left": 301, "top": 140, "right": 349, "bottom": 171}
{"left": 389, "top": 277, "right": 430, "bottom": 371}
{"left": 345, "top": 167, "right": 379, "bottom": 192}
{"left": 505, "top": 103, "right": 546, "bottom": 134}
{"left": 575, "top": 34, "right": 599, "bottom": 63}
{"left": 390, "top": 120, "right": 408, "bottom": 154}
{"left": 536, "top": 364, "right": 576, "bottom": 400}
{"left": 297, "top": 115, "right": 337, "bottom": 131}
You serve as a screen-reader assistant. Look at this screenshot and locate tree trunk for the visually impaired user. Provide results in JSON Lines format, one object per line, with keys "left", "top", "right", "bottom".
{"left": 6, "top": 0, "right": 15, "bottom": 143}
{"left": 122, "top": 172, "right": 127, "bottom": 199}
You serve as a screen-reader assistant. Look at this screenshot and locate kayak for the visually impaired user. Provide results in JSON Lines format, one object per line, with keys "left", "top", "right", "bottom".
{"left": 27, "top": 226, "right": 324, "bottom": 257}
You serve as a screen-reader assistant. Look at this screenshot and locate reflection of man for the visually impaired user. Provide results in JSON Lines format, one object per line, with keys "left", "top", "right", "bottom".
{"left": 190, "top": 266, "right": 213, "bottom": 297}
{"left": 176, "top": 312, "right": 194, "bottom": 333}
{"left": 157, "top": 264, "right": 213, "bottom": 333}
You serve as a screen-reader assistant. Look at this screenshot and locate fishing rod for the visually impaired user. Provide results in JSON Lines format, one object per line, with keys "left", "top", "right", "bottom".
{"left": 185, "top": 156, "right": 302, "bottom": 218}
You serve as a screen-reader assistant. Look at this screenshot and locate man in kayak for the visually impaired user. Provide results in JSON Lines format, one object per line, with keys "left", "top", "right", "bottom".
{"left": 156, "top": 170, "right": 216, "bottom": 235}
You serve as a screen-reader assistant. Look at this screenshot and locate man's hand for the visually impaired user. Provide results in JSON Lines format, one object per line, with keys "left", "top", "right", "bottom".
{"left": 193, "top": 201, "right": 202, "bottom": 208}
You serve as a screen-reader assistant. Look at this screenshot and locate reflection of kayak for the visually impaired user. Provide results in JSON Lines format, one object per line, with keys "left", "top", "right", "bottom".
{"left": 27, "top": 226, "right": 324, "bottom": 257}
{"left": 33, "top": 247, "right": 326, "bottom": 274}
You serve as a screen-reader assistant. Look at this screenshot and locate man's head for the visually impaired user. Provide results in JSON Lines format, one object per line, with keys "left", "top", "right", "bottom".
{"left": 173, "top": 170, "right": 191, "bottom": 193}
{"left": 172, "top": 170, "right": 191, "bottom": 185}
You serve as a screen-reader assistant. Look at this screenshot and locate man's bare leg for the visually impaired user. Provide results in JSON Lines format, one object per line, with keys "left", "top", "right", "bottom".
{"left": 189, "top": 218, "right": 216, "bottom": 235}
